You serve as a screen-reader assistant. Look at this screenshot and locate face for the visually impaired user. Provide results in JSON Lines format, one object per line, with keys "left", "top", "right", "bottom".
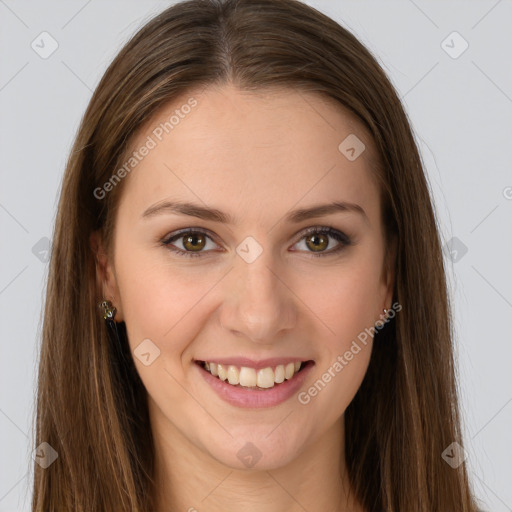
{"left": 93, "top": 83, "right": 394, "bottom": 471}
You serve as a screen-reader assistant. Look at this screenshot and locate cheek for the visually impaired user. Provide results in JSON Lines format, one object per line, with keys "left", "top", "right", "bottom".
{"left": 310, "top": 254, "right": 384, "bottom": 345}
{"left": 115, "top": 246, "right": 221, "bottom": 360}
{"left": 298, "top": 343, "right": 372, "bottom": 434}
{"left": 296, "top": 263, "right": 379, "bottom": 426}
{"left": 297, "top": 251, "right": 382, "bottom": 410}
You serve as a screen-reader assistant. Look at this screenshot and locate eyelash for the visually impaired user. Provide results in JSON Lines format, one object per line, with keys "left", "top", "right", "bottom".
{"left": 161, "top": 226, "right": 351, "bottom": 259}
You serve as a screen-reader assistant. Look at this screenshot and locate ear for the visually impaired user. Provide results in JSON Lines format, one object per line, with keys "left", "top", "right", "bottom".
{"left": 90, "top": 230, "right": 124, "bottom": 322}
{"left": 381, "top": 232, "right": 397, "bottom": 312}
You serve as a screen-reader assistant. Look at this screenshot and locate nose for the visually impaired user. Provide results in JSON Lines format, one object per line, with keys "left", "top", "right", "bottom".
{"left": 218, "top": 247, "right": 297, "bottom": 344}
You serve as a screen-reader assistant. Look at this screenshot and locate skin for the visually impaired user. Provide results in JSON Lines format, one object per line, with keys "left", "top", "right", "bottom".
{"left": 91, "top": 82, "right": 395, "bottom": 512}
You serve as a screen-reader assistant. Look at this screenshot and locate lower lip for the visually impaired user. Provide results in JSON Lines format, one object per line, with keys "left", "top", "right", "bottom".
{"left": 195, "top": 361, "right": 315, "bottom": 408}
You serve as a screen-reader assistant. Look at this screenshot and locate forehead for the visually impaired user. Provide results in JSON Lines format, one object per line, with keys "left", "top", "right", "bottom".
{"left": 116, "top": 83, "right": 381, "bottom": 225}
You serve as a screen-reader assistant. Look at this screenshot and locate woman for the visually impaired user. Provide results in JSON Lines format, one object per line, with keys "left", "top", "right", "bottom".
{"left": 32, "top": 0, "right": 480, "bottom": 510}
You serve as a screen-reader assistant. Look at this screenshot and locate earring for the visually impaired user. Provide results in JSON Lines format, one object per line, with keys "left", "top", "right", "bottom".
{"left": 98, "top": 299, "right": 121, "bottom": 344}
{"left": 99, "top": 300, "right": 117, "bottom": 321}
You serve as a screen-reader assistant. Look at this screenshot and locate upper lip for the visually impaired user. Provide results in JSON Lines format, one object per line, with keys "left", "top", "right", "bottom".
{"left": 195, "top": 357, "right": 313, "bottom": 370}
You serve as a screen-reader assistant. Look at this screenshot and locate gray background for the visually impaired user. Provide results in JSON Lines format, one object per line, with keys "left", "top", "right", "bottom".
{"left": 1, "top": 1, "right": 511, "bottom": 510}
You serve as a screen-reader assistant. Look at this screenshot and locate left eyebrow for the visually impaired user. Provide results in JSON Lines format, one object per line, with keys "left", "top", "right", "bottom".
{"left": 284, "top": 201, "right": 368, "bottom": 224}
{"left": 141, "top": 199, "right": 368, "bottom": 224}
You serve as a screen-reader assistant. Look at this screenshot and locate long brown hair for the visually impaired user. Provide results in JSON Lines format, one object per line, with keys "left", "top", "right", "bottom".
{"left": 32, "top": 0, "right": 479, "bottom": 510}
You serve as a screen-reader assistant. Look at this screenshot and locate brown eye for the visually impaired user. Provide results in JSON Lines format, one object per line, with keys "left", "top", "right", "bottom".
{"left": 182, "top": 233, "right": 206, "bottom": 252}
{"left": 305, "top": 232, "right": 329, "bottom": 252}
{"left": 163, "top": 229, "right": 218, "bottom": 258}
{"left": 292, "top": 227, "right": 351, "bottom": 258}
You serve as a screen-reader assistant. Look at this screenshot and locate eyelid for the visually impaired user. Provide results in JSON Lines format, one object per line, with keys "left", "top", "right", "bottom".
{"left": 162, "top": 227, "right": 219, "bottom": 244}
{"left": 293, "top": 225, "right": 351, "bottom": 245}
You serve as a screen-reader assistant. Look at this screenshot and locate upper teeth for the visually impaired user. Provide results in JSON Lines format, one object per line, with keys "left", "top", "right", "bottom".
{"left": 203, "top": 361, "right": 302, "bottom": 389}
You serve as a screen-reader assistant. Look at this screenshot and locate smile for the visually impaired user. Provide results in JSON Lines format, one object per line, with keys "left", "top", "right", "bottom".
{"left": 194, "top": 359, "right": 315, "bottom": 408}
{"left": 200, "top": 360, "right": 306, "bottom": 389}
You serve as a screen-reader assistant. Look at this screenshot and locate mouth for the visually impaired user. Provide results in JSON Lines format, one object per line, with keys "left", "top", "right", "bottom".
{"left": 194, "top": 359, "right": 314, "bottom": 390}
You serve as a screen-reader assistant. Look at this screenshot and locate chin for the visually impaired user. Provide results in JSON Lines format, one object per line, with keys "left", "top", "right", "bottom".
{"left": 203, "top": 429, "right": 305, "bottom": 471}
